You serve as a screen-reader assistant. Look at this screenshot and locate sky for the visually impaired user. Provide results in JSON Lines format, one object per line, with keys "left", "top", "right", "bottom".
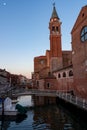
{"left": 0, "top": 0, "right": 87, "bottom": 78}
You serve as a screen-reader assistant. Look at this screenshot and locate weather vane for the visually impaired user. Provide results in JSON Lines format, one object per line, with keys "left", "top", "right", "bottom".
{"left": 53, "top": 0, "right": 55, "bottom": 7}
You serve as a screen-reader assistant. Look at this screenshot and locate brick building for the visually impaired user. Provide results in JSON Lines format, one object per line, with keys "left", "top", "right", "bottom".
{"left": 71, "top": 5, "right": 87, "bottom": 98}
{"left": 33, "top": 4, "right": 87, "bottom": 99}
{"left": 33, "top": 4, "right": 72, "bottom": 91}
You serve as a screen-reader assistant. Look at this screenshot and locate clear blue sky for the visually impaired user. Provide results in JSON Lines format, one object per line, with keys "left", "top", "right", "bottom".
{"left": 0, "top": 0, "right": 87, "bottom": 78}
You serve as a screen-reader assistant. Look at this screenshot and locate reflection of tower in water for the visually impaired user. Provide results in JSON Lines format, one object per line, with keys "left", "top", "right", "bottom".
{"left": 32, "top": 102, "right": 70, "bottom": 130}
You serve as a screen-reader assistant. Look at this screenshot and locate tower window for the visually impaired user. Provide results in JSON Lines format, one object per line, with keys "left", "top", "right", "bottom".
{"left": 81, "top": 26, "right": 87, "bottom": 42}
{"left": 52, "top": 26, "right": 55, "bottom": 31}
{"left": 82, "top": 13, "right": 84, "bottom": 17}
{"left": 56, "top": 27, "right": 58, "bottom": 32}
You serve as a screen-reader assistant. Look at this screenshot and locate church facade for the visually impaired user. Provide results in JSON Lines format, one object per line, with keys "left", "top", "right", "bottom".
{"left": 32, "top": 5, "right": 87, "bottom": 99}
{"left": 71, "top": 5, "right": 87, "bottom": 98}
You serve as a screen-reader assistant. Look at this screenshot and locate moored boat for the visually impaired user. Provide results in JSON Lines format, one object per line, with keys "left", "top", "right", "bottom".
{"left": 0, "top": 97, "right": 18, "bottom": 116}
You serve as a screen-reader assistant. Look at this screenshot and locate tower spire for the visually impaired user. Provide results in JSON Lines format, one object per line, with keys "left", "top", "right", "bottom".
{"left": 49, "top": 3, "right": 62, "bottom": 72}
{"left": 51, "top": 3, "right": 59, "bottom": 19}
{"left": 53, "top": 2, "right": 55, "bottom": 7}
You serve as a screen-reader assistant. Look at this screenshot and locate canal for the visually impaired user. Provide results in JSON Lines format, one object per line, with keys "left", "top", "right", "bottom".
{"left": 0, "top": 95, "right": 87, "bottom": 130}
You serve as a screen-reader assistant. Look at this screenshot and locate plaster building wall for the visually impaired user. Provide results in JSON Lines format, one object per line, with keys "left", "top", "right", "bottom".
{"left": 71, "top": 5, "right": 87, "bottom": 98}
{"left": 53, "top": 65, "right": 73, "bottom": 92}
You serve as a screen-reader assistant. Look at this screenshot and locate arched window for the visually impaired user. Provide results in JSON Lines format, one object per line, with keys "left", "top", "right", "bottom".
{"left": 56, "top": 26, "right": 58, "bottom": 32}
{"left": 81, "top": 26, "right": 87, "bottom": 42}
{"left": 58, "top": 73, "right": 61, "bottom": 78}
{"left": 48, "top": 72, "right": 51, "bottom": 76}
{"left": 63, "top": 72, "right": 66, "bottom": 77}
{"left": 37, "top": 81, "right": 39, "bottom": 87}
{"left": 52, "top": 26, "right": 55, "bottom": 31}
{"left": 69, "top": 70, "right": 73, "bottom": 77}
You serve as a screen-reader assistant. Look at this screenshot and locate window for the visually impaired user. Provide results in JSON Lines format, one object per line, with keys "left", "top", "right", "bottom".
{"left": 47, "top": 83, "right": 50, "bottom": 88}
{"left": 58, "top": 73, "right": 61, "bottom": 78}
{"left": 48, "top": 72, "right": 51, "bottom": 76}
{"left": 81, "top": 26, "right": 87, "bottom": 42}
{"left": 56, "top": 27, "right": 58, "bottom": 32}
{"left": 52, "top": 26, "right": 55, "bottom": 31}
{"left": 63, "top": 72, "right": 66, "bottom": 77}
{"left": 37, "top": 81, "right": 39, "bottom": 87}
{"left": 82, "top": 13, "right": 84, "bottom": 17}
{"left": 69, "top": 70, "right": 73, "bottom": 77}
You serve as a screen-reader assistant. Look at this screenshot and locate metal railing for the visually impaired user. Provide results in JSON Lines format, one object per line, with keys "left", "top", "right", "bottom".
{"left": 12, "top": 89, "right": 57, "bottom": 97}
{"left": 57, "top": 92, "right": 87, "bottom": 111}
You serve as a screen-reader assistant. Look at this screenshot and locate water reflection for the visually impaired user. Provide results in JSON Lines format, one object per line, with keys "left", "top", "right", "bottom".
{"left": 33, "top": 104, "right": 74, "bottom": 130}
{"left": 32, "top": 96, "right": 56, "bottom": 106}
{"left": 0, "top": 95, "right": 87, "bottom": 130}
{"left": 16, "top": 114, "right": 27, "bottom": 123}
{"left": 17, "top": 95, "right": 34, "bottom": 107}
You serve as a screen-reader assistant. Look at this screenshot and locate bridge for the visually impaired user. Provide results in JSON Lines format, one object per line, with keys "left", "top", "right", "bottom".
{"left": 10, "top": 88, "right": 87, "bottom": 112}
{"left": 1, "top": 88, "right": 87, "bottom": 112}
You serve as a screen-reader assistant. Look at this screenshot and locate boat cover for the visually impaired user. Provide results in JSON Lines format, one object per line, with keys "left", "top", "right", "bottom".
{"left": 16, "top": 104, "right": 27, "bottom": 114}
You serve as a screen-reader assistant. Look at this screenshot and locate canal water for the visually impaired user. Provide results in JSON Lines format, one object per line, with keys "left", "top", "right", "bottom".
{"left": 0, "top": 95, "right": 87, "bottom": 130}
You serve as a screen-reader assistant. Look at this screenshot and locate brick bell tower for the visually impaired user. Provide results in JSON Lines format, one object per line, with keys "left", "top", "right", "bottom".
{"left": 49, "top": 3, "right": 63, "bottom": 72}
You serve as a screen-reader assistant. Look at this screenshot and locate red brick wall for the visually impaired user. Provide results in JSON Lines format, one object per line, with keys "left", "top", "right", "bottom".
{"left": 46, "top": 50, "right": 50, "bottom": 67}
{"left": 57, "top": 78, "right": 74, "bottom": 92}
{"left": 50, "top": 35, "right": 62, "bottom": 57}
{"left": 44, "top": 78, "right": 59, "bottom": 90}
{"left": 73, "top": 78, "right": 87, "bottom": 99}
{"left": 39, "top": 67, "right": 50, "bottom": 79}
{"left": 43, "top": 77, "right": 73, "bottom": 92}
{"left": 71, "top": 6, "right": 87, "bottom": 98}
{"left": 62, "top": 51, "right": 72, "bottom": 67}
{"left": 53, "top": 66, "right": 74, "bottom": 92}
{"left": 34, "top": 56, "right": 47, "bottom": 72}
